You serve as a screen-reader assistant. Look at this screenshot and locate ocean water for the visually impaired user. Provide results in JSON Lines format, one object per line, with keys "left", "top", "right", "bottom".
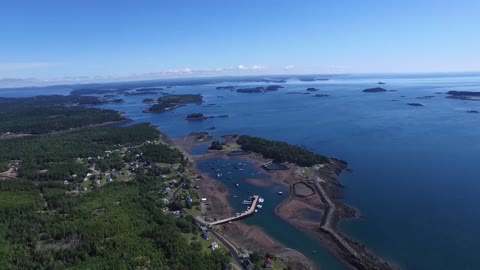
{"left": 2, "top": 73, "right": 480, "bottom": 270}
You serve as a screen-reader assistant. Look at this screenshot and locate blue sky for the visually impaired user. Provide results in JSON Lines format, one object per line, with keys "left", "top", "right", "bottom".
{"left": 1, "top": 0, "right": 479, "bottom": 81}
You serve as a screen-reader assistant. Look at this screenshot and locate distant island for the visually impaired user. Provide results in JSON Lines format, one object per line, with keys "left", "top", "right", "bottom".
{"left": 124, "top": 91, "right": 158, "bottom": 96}
{"left": 216, "top": 86, "right": 236, "bottom": 90}
{"left": 446, "top": 91, "right": 480, "bottom": 101}
{"left": 313, "top": 94, "right": 330, "bottom": 97}
{"left": 185, "top": 113, "right": 207, "bottom": 120}
{"left": 362, "top": 87, "right": 387, "bottom": 93}
{"left": 236, "top": 85, "right": 283, "bottom": 93}
{"left": 146, "top": 94, "right": 203, "bottom": 112}
{"left": 378, "top": 82, "right": 386, "bottom": 85}
{"left": 306, "top": 88, "right": 319, "bottom": 92}
{"left": 407, "top": 102, "right": 424, "bottom": 106}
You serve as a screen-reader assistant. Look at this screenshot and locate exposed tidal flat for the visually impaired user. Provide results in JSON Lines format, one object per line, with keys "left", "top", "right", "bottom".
{"left": 3, "top": 73, "right": 480, "bottom": 269}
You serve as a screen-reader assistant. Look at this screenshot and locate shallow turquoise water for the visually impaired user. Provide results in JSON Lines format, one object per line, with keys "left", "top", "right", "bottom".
{"left": 3, "top": 73, "right": 480, "bottom": 269}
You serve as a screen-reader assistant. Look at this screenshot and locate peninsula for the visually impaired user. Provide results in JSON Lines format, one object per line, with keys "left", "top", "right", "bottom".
{"left": 146, "top": 94, "right": 203, "bottom": 112}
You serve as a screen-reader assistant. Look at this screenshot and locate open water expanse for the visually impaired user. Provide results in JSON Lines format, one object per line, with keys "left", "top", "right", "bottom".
{"left": 2, "top": 73, "right": 480, "bottom": 269}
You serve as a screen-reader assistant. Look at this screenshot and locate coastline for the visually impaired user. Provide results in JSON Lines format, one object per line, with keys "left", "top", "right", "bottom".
{"left": 168, "top": 133, "right": 317, "bottom": 270}
{"left": 170, "top": 132, "right": 397, "bottom": 270}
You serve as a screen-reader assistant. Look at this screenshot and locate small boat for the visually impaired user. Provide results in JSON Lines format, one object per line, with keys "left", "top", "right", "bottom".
{"left": 256, "top": 205, "right": 263, "bottom": 209}
{"left": 233, "top": 195, "right": 238, "bottom": 198}
{"left": 254, "top": 209, "right": 258, "bottom": 213}
{"left": 259, "top": 198, "right": 265, "bottom": 203}
{"left": 278, "top": 191, "right": 283, "bottom": 195}
{"left": 235, "top": 183, "right": 239, "bottom": 188}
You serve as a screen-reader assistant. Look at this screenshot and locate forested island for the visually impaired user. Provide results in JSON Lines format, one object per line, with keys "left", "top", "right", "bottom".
{"left": 237, "top": 135, "right": 329, "bottom": 166}
{"left": 185, "top": 113, "right": 207, "bottom": 120}
{"left": 362, "top": 87, "right": 387, "bottom": 93}
{"left": 446, "top": 90, "right": 480, "bottom": 101}
{"left": 0, "top": 95, "right": 125, "bottom": 135}
{"left": 146, "top": 94, "right": 203, "bottom": 112}
{"left": 236, "top": 85, "right": 283, "bottom": 93}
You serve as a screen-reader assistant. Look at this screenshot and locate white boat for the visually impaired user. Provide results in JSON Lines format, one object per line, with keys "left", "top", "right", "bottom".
{"left": 256, "top": 205, "right": 263, "bottom": 209}
{"left": 259, "top": 197, "right": 264, "bottom": 203}
{"left": 278, "top": 191, "right": 283, "bottom": 195}
{"left": 255, "top": 209, "right": 258, "bottom": 213}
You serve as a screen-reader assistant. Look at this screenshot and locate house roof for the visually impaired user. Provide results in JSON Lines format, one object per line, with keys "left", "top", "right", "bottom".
{"left": 265, "top": 258, "right": 272, "bottom": 264}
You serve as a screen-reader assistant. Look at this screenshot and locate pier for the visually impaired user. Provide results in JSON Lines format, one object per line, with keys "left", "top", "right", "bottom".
{"left": 209, "top": 195, "right": 260, "bottom": 226}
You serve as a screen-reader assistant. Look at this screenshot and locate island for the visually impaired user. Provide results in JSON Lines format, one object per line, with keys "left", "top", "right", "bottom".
{"left": 236, "top": 85, "right": 283, "bottom": 93}
{"left": 313, "top": 94, "right": 330, "bottom": 97}
{"left": 146, "top": 94, "right": 203, "bottom": 112}
{"left": 306, "top": 87, "right": 319, "bottom": 91}
{"left": 466, "top": 110, "right": 479, "bottom": 113}
{"left": 378, "top": 82, "right": 386, "bottom": 85}
{"left": 362, "top": 87, "right": 387, "bottom": 93}
{"left": 216, "top": 86, "right": 236, "bottom": 90}
{"left": 446, "top": 91, "right": 480, "bottom": 101}
{"left": 407, "top": 102, "right": 424, "bottom": 106}
{"left": 124, "top": 91, "right": 158, "bottom": 96}
{"left": 185, "top": 113, "right": 207, "bottom": 120}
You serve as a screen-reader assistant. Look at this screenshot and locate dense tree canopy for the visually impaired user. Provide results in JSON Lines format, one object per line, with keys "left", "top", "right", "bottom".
{"left": 0, "top": 95, "right": 123, "bottom": 134}
{"left": 237, "top": 135, "right": 329, "bottom": 166}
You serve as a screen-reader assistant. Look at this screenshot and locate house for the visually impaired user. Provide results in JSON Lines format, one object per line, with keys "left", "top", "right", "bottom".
{"left": 164, "top": 187, "right": 171, "bottom": 195}
{"left": 242, "top": 260, "right": 254, "bottom": 270}
{"left": 63, "top": 180, "right": 69, "bottom": 185}
{"left": 185, "top": 195, "right": 193, "bottom": 204}
{"left": 201, "top": 198, "right": 207, "bottom": 203}
{"left": 162, "top": 198, "right": 170, "bottom": 205}
{"left": 211, "top": 241, "right": 219, "bottom": 251}
{"left": 265, "top": 257, "right": 273, "bottom": 268}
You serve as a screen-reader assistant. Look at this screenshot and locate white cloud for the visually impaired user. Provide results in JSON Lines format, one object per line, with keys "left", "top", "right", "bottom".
{"left": 0, "top": 62, "right": 57, "bottom": 71}
{"left": 237, "top": 64, "right": 247, "bottom": 70}
{"left": 283, "top": 65, "right": 294, "bottom": 70}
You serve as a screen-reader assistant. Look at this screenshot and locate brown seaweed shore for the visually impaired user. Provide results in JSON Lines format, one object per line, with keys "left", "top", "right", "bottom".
{"left": 166, "top": 132, "right": 397, "bottom": 270}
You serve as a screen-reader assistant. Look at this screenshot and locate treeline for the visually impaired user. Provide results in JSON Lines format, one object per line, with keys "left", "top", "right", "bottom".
{"left": 0, "top": 95, "right": 123, "bottom": 134}
{"left": 148, "top": 94, "right": 203, "bottom": 112}
{"left": 124, "top": 144, "right": 185, "bottom": 165}
{"left": 237, "top": 135, "right": 329, "bottom": 166}
{"left": 0, "top": 176, "right": 231, "bottom": 269}
{"left": 0, "top": 123, "right": 160, "bottom": 181}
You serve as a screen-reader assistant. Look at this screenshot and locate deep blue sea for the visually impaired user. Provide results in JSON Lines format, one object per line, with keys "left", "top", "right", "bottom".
{"left": 2, "top": 73, "right": 480, "bottom": 270}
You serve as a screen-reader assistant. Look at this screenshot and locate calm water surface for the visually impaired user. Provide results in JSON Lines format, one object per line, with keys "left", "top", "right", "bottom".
{"left": 3, "top": 74, "right": 480, "bottom": 270}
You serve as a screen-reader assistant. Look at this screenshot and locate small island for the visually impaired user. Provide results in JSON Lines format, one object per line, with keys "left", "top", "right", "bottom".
{"left": 313, "top": 94, "right": 329, "bottom": 97}
{"left": 306, "top": 87, "right": 319, "bottom": 91}
{"left": 146, "top": 94, "right": 203, "bottom": 112}
{"left": 216, "top": 86, "right": 236, "bottom": 90}
{"left": 362, "top": 87, "right": 387, "bottom": 93}
{"left": 236, "top": 85, "right": 283, "bottom": 93}
{"left": 466, "top": 110, "right": 479, "bottom": 113}
{"left": 378, "top": 82, "right": 386, "bottom": 85}
{"left": 185, "top": 113, "right": 207, "bottom": 120}
{"left": 407, "top": 102, "right": 424, "bottom": 106}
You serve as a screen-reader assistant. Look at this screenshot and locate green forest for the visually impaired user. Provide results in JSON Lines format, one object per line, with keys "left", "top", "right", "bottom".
{"left": 237, "top": 135, "right": 329, "bottom": 166}
{"left": 0, "top": 124, "right": 163, "bottom": 181}
{"left": 148, "top": 94, "right": 203, "bottom": 112}
{"left": 0, "top": 95, "right": 124, "bottom": 134}
{"left": 0, "top": 119, "right": 231, "bottom": 269}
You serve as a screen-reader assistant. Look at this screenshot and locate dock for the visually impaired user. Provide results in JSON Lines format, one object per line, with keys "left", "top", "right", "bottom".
{"left": 209, "top": 195, "right": 260, "bottom": 226}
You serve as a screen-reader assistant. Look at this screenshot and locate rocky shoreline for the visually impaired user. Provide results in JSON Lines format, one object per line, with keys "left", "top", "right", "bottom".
{"left": 171, "top": 133, "right": 397, "bottom": 270}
